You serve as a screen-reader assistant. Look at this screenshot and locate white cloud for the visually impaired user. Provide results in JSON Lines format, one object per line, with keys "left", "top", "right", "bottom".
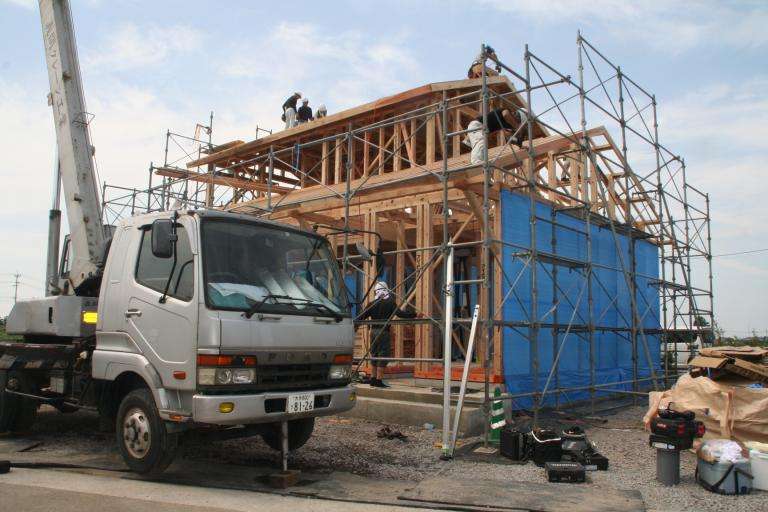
{"left": 1, "top": 0, "right": 35, "bottom": 9}
{"left": 84, "top": 23, "right": 203, "bottom": 71}
{"left": 477, "top": 0, "right": 768, "bottom": 53}
{"left": 219, "top": 22, "right": 419, "bottom": 118}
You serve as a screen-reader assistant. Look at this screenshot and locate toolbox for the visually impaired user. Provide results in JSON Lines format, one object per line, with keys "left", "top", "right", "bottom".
{"left": 545, "top": 461, "right": 586, "bottom": 483}
{"left": 500, "top": 426, "right": 531, "bottom": 463}
{"left": 531, "top": 428, "right": 563, "bottom": 467}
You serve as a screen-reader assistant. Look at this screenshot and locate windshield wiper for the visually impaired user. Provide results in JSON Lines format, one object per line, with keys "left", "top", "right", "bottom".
{"left": 244, "top": 293, "right": 343, "bottom": 321}
{"left": 243, "top": 293, "right": 284, "bottom": 319}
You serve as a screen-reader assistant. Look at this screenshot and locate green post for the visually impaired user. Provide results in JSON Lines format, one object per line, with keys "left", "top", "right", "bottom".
{"left": 489, "top": 387, "right": 505, "bottom": 444}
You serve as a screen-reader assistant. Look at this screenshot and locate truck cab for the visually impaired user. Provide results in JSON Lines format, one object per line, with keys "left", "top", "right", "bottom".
{"left": 3, "top": 209, "right": 356, "bottom": 474}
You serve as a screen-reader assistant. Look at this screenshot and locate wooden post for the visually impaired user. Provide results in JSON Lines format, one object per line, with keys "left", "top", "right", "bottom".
{"left": 395, "top": 220, "right": 406, "bottom": 359}
{"left": 378, "top": 127, "right": 385, "bottom": 175}
{"left": 363, "top": 131, "right": 371, "bottom": 177}
{"left": 426, "top": 114, "right": 436, "bottom": 165}
{"left": 334, "top": 137, "right": 343, "bottom": 184}
{"left": 321, "top": 140, "right": 329, "bottom": 185}
{"left": 393, "top": 124, "right": 401, "bottom": 173}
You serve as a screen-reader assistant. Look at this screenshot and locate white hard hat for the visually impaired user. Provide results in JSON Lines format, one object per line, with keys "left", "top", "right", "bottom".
{"left": 318, "top": 104, "right": 327, "bottom": 111}
{"left": 302, "top": 98, "right": 309, "bottom": 103}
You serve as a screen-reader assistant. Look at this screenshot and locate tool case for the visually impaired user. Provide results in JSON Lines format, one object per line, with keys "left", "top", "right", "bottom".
{"left": 545, "top": 461, "right": 586, "bottom": 483}
{"left": 531, "top": 428, "right": 563, "bottom": 467}
{"left": 500, "top": 426, "right": 531, "bottom": 463}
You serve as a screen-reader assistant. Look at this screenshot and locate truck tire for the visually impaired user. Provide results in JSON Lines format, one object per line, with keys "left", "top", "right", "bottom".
{"left": 0, "top": 371, "right": 15, "bottom": 433}
{"left": 261, "top": 417, "right": 315, "bottom": 452}
{"left": 0, "top": 371, "right": 38, "bottom": 434}
{"left": 116, "top": 389, "right": 178, "bottom": 475}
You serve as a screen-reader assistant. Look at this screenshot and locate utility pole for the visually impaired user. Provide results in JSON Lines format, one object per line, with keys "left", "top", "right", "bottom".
{"left": 12, "top": 272, "right": 20, "bottom": 304}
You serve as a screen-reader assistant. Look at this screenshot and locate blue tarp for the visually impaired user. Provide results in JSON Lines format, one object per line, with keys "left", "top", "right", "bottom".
{"left": 500, "top": 190, "right": 661, "bottom": 409}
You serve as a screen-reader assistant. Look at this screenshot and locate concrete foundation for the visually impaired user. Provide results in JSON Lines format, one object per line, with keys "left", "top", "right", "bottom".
{"left": 342, "top": 382, "right": 486, "bottom": 437}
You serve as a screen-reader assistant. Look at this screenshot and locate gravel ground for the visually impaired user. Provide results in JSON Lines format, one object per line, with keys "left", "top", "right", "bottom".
{"left": 10, "top": 405, "right": 768, "bottom": 512}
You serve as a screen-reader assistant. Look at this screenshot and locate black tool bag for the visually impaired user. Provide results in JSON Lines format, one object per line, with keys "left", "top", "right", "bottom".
{"left": 560, "top": 426, "right": 609, "bottom": 471}
{"left": 500, "top": 426, "right": 531, "bottom": 463}
{"left": 531, "top": 428, "right": 563, "bottom": 467}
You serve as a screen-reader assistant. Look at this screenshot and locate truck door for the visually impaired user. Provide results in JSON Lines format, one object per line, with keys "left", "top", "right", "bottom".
{"left": 125, "top": 220, "right": 197, "bottom": 390}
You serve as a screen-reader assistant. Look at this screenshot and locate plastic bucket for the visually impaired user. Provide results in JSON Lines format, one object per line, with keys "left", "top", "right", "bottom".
{"left": 750, "top": 449, "right": 768, "bottom": 491}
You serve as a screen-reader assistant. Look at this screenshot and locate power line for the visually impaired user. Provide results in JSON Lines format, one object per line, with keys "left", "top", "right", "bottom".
{"left": 712, "top": 248, "right": 768, "bottom": 258}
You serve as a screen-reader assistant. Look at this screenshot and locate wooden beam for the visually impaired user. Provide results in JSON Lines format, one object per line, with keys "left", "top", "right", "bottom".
{"left": 154, "top": 167, "right": 291, "bottom": 194}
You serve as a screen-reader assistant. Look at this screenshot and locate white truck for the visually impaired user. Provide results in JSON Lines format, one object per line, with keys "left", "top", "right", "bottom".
{"left": 1, "top": 0, "right": 355, "bottom": 475}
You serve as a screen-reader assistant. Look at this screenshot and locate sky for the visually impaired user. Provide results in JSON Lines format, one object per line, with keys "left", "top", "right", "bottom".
{"left": 0, "top": 0, "right": 766, "bottom": 336}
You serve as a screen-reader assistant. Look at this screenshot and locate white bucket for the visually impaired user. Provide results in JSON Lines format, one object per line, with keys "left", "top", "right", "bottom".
{"left": 750, "top": 449, "right": 768, "bottom": 491}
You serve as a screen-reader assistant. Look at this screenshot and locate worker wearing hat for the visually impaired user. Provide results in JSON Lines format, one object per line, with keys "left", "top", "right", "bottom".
{"left": 356, "top": 281, "right": 417, "bottom": 388}
{"left": 316, "top": 104, "right": 328, "bottom": 119}
{"left": 297, "top": 97, "right": 314, "bottom": 124}
{"left": 282, "top": 91, "right": 301, "bottom": 128}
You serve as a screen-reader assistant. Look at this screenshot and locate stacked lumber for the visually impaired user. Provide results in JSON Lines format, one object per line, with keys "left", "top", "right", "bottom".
{"left": 688, "top": 346, "right": 768, "bottom": 384}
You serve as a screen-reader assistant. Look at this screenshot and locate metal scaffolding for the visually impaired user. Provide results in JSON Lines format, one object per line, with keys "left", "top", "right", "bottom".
{"left": 101, "top": 34, "right": 713, "bottom": 443}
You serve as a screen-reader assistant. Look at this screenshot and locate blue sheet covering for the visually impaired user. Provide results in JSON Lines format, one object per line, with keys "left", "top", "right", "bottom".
{"left": 500, "top": 190, "right": 661, "bottom": 409}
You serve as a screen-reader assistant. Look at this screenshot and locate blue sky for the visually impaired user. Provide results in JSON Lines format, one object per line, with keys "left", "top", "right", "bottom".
{"left": 0, "top": 0, "right": 766, "bottom": 336}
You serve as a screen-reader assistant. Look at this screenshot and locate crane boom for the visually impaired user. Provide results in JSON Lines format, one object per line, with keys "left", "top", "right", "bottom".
{"left": 39, "top": 0, "right": 105, "bottom": 294}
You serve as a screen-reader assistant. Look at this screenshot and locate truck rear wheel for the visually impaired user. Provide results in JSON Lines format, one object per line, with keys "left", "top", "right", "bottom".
{"left": 261, "top": 417, "right": 315, "bottom": 452}
{"left": 116, "top": 389, "right": 178, "bottom": 475}
{"left": 0, "top": 371, "right": 38, "bottom": 434}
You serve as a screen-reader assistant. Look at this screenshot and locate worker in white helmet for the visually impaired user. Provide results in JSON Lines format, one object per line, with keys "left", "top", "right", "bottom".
{"left": 356, "top": 281, "right": 417, "bottom": 388}
{"left": 316, "top": 104, "right": 328, "bottom": 119}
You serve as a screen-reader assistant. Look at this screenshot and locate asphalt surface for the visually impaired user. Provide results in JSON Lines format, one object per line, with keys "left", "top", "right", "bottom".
{"left": 0, "top": 467, "right": 436, "bottom": 512}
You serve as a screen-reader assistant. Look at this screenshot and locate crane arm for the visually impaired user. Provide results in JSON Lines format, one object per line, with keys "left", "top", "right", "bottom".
{"left": 39, "top": 0, "right": 105, "bottom": 294}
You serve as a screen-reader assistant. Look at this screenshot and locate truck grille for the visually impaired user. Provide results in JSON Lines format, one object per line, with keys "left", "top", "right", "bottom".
{"left": 257, "top": 363, "right": 332, "bottom": 391}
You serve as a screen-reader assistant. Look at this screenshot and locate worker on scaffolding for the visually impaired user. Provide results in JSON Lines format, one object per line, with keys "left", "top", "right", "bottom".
{"left": 356, "top": 281, "right": 417, "bottom": 388}
{"left": 467, "top": 47, "right": 502, "bottom": 79}
{"left": 465, "top": 107, "right": 528, "bottom": 164}
{"left": 297, "top": 98, "right": 314, "bottom": 124}
{"left": 316, "top": 104, "right": 328, "bottom": 119}
{"left": 282, "top": 91, "right": 301, "bottom": 129}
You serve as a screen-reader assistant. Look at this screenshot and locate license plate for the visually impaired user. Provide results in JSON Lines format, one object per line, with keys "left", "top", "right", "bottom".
{"left": 287, "top": 393, "right": 314, "bottom": 414}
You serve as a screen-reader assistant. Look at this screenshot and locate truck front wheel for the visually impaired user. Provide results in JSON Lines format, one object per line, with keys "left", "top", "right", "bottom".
{"left": 116, "top": 389, "right": 178, "bottom": 475}
{"left": 261, "top": 417, "right": 315, "bottom": 452}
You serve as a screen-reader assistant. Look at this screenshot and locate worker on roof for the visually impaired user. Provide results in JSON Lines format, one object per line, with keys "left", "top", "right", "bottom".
{"left": 356, "top": 281, "right": 417, "bottom": 388}
{"left": 282, "top": 92, "right": 301, "bottom": 129}
{"left": 465, "top": 107, "right": 528, "bottom": 164}
{"left": 297, "top": 98, "right": 314, "bottom": 124}
{"left": 468, "top": 47, "right": 502, "bottom": 79}
{"left": 316, "top": 104, "right": 327, "bottom": 119}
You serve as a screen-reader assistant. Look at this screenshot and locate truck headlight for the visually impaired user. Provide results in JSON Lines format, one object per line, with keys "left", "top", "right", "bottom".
{"left": 329, "top": 365, "right": 351, "bottom": 380}
{"left": 232, "top": 368, "right": 256, "bottom": 384}
{"left": 197, "top": 354, "right": 257, "bottom": 386}
{"left": 215, "top": 368, "right": 233, "bottom": 385}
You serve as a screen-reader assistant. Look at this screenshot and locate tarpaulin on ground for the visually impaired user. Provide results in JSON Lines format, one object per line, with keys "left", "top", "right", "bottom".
{"left": 500, "top": 190, "right": 661, "bottom": 409}
{"left": 643, "top": 374, "right": 768, "bottom": 444}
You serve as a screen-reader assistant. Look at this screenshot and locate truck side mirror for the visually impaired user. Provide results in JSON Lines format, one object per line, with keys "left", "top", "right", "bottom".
{"left": 151, "top": 219, "right": 175, "bottom": 258}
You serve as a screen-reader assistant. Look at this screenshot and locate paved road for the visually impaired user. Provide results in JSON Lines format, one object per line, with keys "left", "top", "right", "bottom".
{"left": 0, "top": 467, "right": 434, "bottom": 512}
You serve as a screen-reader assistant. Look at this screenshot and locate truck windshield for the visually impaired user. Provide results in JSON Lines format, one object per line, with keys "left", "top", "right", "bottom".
{"left": 201, "top": 219, "right": 349, "bottom": 318}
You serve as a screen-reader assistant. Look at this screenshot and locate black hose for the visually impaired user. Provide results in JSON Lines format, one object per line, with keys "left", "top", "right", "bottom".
{"left": 0, "top": 460, "right": 128, "bottom": 473}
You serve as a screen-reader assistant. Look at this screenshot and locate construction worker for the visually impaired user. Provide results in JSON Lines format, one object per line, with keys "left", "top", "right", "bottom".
{"left": 316, "top": 104, "right": 328, "bottom": 119}
{"left": 465, "top": 107, "right": 528, "bottom": 164}
{"left": 282, "top": 91, "right": 301, "bottom": 129}
{"left": 297, "top": 98, "right": 313, "bottom": 124}
{"left": 356, "top": 281, "right": 417, "bottom": 388}
{"left": 467, "top": 47, "right": 502, "bottom": 79}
